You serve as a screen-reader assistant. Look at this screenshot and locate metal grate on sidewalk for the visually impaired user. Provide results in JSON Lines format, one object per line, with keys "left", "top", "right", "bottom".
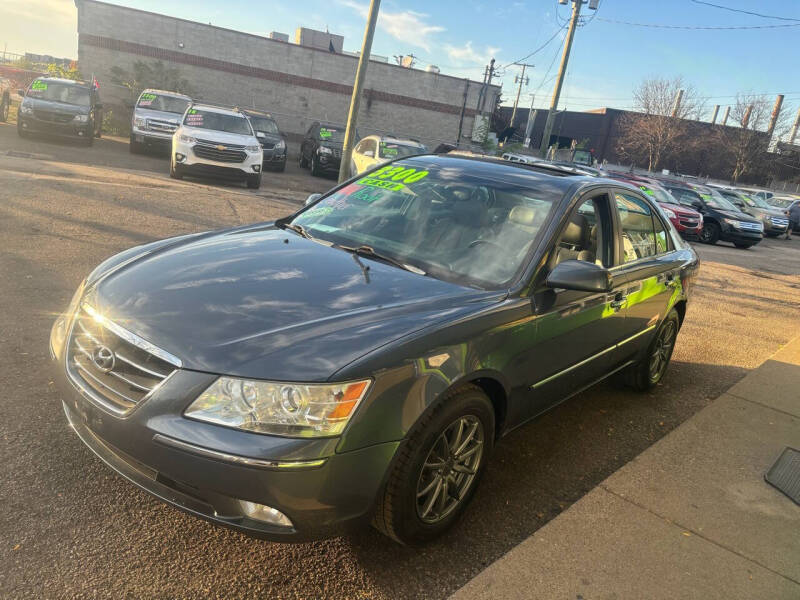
{"left": 765, "top": 447, "right": 800, "bottom": 505}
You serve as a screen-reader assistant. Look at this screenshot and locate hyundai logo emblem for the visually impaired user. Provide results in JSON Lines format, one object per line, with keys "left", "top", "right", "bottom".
{"left": 91, "top": 345, "right": 116, "bottom": 373}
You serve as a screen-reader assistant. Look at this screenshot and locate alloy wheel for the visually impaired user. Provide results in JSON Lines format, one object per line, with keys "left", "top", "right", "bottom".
{"left": 415, "top": 415, "right": 484, "bottom": 524}
{"left": 648, "top": 320, "right": 676, "bottom": 383}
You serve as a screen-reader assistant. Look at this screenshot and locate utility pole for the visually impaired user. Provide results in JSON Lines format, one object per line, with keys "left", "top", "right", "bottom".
{"left": 509, "top": 63, "right": 532, "bottom": 127}
{"left": 539, "top": 0, "right": 596, "bottom": 158}
{"left": 789, "top": 106, "right": 800, "bottom": 145}
{"left": 523, "top": 94, "right": 536, "bottom": 147}
{"left": 766, "top": 94, "right": 784, "bottom": 141}
{"left": 721, "top": 106, "right": 730, "bottom": 126}
{"left": 456, "top": 78, "right": 469, "bottom": 146}
{"left": 710, "top": 104, "right": 720, "bottom": 125}
{"left": 741, "top": 104, "right": 753, "bottom": 129}
{"left": 338, "top": 0, "right": 381, "bottom": 183}
{"left": 670, "top": 88, "right": 685, "bottom": 117}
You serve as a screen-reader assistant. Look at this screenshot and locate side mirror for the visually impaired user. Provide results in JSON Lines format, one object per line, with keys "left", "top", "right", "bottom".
{"left": 305, "top": 193, "right": 322, "bottom": 206}
{"left": 546, "top": 260, "right": 613, "bottom": 293}
{"left": 17, "top": 89, "right": 25, "bottom": 97}
{"left": 363, "top": 150, "right": 374, "bottom": 158}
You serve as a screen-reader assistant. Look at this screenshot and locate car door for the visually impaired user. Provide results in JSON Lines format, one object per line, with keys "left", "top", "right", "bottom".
{"left": 523, "top": 189, "right": 628, "bottom": 418}
{"left": 608, "top": 189, "right": 681, "bottom": 360}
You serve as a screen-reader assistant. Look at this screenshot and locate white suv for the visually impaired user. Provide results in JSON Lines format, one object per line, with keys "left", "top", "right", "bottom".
{"left": 171, "top": 104, "right": 263, "bottom": 189}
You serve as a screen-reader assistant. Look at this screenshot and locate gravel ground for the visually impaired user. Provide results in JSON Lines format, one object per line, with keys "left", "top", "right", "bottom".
{"left": 1, "top": 121, "right": 799, "bottom": 599}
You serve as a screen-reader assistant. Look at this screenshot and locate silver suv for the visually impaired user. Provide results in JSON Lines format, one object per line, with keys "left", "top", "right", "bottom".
{"left": 130, "top": 89, "right": 192, "bottom": 153}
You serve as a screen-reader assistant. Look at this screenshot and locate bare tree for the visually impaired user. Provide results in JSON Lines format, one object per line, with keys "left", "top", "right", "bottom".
{"left": 721, "top": 94, "right": 790, "bottom": 183}
{"left": 616, "top": 76, "right": 705, "bottom": 171}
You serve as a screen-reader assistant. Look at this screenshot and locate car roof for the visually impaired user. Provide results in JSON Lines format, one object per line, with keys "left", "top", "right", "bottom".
{"left": 241, "top": 109, "right": 276, "bottom": 119}
{"left": 141, "top": 88, "right": 192, "bottom": 100}
{"left": 371, "top": 134, "right": 425, "bottom": 146}
{"left": 34, "top": 77, "right": 90, "bottom": 88}
{"left": 190, "top": 103, "right": 245, "bottom": 116}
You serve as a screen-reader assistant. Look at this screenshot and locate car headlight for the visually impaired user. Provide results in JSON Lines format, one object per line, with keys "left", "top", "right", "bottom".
{"left": 51, "top": 279, "right": 86, "bottom": 358}
{"left": 661, "top": 207, "right": 676, "bottom": 219}
{"left": 73, "top": 114, "right": 90, "bottom": 123}
{"left": 185, "top": 377, "right": 371, "bottom": 437}
{"left": 318, "top": 146, "right": 333, "bottom": 155}
{"left": 133, "top": 117, "right": 146, "bottom": 128}
{"left": 20, "top": 104, "right": 33, "bottom": 115}
{"left": 246, "top": 145, "right": 261, "bottom": 153}
{"left": 723, "top": 218, "right": 740, "bottom": 228}
{"left": 275, "top": 139, "right": 286, "bottom": 151}
{"left": 179, "top": 134, "right": 196, "bottom": 143}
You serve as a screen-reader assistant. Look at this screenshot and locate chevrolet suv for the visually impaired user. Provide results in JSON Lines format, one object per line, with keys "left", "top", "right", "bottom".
{"left": 130, "top": 89, "right": 192, "bottom": 153}
{"left": 171, "top": 104, "right": 263, "bottom": 189}
{"left": 241, "top": 109, "right": 287, "bottom": 172}
{"left": 51, "top": 155, "right": 697, "bottom": 544}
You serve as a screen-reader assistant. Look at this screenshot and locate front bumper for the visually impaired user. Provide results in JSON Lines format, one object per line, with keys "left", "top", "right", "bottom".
{"left": 261, "top": 149, "right": 287, "bottom": 169}
{"left": 670, "top": 217, "right": 702, "bottom": 240}
{"left": 18, "top": 115, "right": 92, "bottom": 139}
{"left": 51, "top": 318, "right": 398, "bottom": 541}
{"left": 316, "top": 151, "right": 341, "bottom": 172}
{"left": 131, "top": 126, "right": 174, "bottom": 147}
{"left": 719, "top": 226, "right": 762, "bottom": 245}
{"left": 173, "top": 139, "right": 262, "bottom": 180}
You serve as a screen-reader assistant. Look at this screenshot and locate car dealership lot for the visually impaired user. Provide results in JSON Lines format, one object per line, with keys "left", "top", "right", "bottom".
{"left": 2, "top": 124, "right": 800, "bottom": 599}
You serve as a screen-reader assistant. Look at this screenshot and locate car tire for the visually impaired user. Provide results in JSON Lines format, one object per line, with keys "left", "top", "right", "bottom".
{"left": 372, "top": 383, "right": 494, "bottom": 545}
{"left": 17, "top": 125, "right": 28, "bottom": 139}
{"left": 310, "top": 154, "right": 323, "bottom": 177}
{"left": 621, "top": 308, "right": 680, "bottom": 392}
{"left": 129, "top": 136, "right": 142, "bottom": 154}
{"left": 169, "top": 161, "right": 183, "bottom": 180}
{"left": 82, "top": 135, "right": 94, "bottom": 147}
{"left": 274, "top": 161, "right": 286, "bottom": 173}
{"left": 734, "top": 242, "right": 754, "bottom": 249}
{"left": 699, "top": 222, "right": 719, "bottom": 244}
{"left": 246, "top": 173, "right": 262, "bottom": 189}
{"left": 0, "top": 96, "right": 9, "bottom": 123}
{"left": 299, "top": 150, "right": 309, "bottom": 169}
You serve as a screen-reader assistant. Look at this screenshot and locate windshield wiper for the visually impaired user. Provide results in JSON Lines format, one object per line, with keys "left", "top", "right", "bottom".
{"left": 338, "top": 245, "right": 426, "bottom": 275}
{"left": 279, "top": 222, "right": 314, "bottom": 240}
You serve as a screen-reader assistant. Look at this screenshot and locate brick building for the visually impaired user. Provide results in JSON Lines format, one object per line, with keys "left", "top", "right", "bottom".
{"left": 74, "top": 0, "right": 500, "bottom": 149}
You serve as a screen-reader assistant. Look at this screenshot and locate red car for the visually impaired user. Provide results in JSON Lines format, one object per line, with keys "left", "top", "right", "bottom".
{"left": 608, "top": 174, "right": 703, "bottom": 240}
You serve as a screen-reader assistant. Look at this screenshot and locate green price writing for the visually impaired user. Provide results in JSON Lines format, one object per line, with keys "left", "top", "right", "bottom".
{"left": 370, "top": 165, "right": 429, "bottom": 183}
{"left": 140, "top": 93, "right": 156, "bottom": 101}
{"left": 357, "top": 177, "right": 404, "bottom": 191}
{"left": 640, "top": 186, "right": 654, "bottom": 196}
{"left": 319, "top": 128, "right": 334, "bottom": 138}
{"left": 31, "top": 81, "right": 47, "bottom": 91}
{"left": 188, "top": 109, "right": 198, "bottom": 114}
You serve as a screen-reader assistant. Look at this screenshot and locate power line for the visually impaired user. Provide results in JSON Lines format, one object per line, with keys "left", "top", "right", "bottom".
{"left": 596, "top": 16, "right": 800, "bottom": 30}
{"left": 503, "top": 26, "right": 565, "bottom": 70}
{"left": 689, "top": 1, "right": 800, "bottom": 22}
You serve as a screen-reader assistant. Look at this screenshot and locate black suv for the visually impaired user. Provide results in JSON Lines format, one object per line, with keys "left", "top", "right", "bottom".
{"left": 242, "top": 109, "right": 287, "bottom": 172}
{"left": 51, "top": 156, "right": 697, "bottom": 544}
{"left": 17, "top": 77, "right": 103, "bottom": 145}
{"left": 299, "top": 121, "right": 358, "bottom": 177}
{"left": 659, "top": 181, "right": 763, "bottom": 248}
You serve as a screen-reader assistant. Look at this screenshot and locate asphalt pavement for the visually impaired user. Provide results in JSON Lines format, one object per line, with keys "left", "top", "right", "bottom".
{"left": 1, "top": 121, "right": 799, "bottom": 599}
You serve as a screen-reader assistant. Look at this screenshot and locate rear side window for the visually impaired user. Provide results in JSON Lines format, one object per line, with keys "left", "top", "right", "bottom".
{"left": 615, "top": 193, "right": 656, "bottom": 263}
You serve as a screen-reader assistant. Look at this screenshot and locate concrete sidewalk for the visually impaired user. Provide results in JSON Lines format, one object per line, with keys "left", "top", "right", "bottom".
{"left": 452, "top": 338, "right": 800, "bottom": 600}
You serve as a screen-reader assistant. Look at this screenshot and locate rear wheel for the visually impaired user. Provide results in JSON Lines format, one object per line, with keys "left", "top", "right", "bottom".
{"left": 699, "top": 222, "right": 719, "bottom": 244}
{"left": 620, "top": 309, "right": 680, "bottom": 392}
{"left": 310, "top": 154, "right": 323, "bottom": 177}
{"left": 82, "top": 134, "right": 94, "bottom": 147}
{"left": 298, "top": 150, "right": 308, "bottom": 169}
{"left": 17, "top": 125, "right": 28, "bottom": 138}
{"left": 372, "top": 384, "right": 494, "bottom": 544}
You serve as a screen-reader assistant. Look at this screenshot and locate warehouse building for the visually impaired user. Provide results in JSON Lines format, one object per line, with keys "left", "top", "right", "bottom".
{"left": 74, "top": 0, "right": 500, "bottom": 149}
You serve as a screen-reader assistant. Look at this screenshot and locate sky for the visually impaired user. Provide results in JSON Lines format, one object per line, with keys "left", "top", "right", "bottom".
{"left": 2, "top": 0, "right": 799, "bottom": 119}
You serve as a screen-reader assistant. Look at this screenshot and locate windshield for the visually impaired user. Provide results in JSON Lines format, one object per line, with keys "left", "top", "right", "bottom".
{"left": 742, "top": 194, "right": 772, "bottom": 209}
{"left": 137, "top": 92, "right": 190, "bottom": 114}
{"left": 184, "top": 109, "right": 253, "bottom": 135}
{"left": 318, "top": 126, "right": 345, "bottom": 142}
{"left": 638, "top": 184, "right": 674, "bottom": 205}
{"left": 379, "top": 142, "right": 425, "bottom": 159}
{"left": 27, "top": 80, "right": 90, "bottom": 107}
{"left": 696, "top": 187, "right": 738, "bottom": 211}
{"left": 769, "top": 197, "right": 794, "bottom": 209}
{"left": 291, "top": 160, "right": 562, "bottom": 288}
{"left": 249, "top": 116, "right": 279, "bottom": 135}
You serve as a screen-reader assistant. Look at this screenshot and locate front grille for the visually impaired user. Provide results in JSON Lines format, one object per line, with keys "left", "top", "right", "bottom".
{"left": 679, "top": 219, "right": 699, "bottom": 227}
{"left": 193, "top": 144, "right": 247, "bottom": 163}
{"left": 738, "top": 221, "right": 762, "bottom": 232}
{"left": 147, "top": 119, "right": 177, "bottom": 133}
{"left": 196, "top": 138, "right": 246, "bottom": 150}
{"left": 67, "top": 308, "right": 175, "bottom": 413}
{"left": 771, "top": 217, "right": 789, "bottom": 227}
{"left": 260, "top": 142, "right": 275, "bottom": 150}
{"left": 34, "top": 110, "right": 73, "bottom": 123}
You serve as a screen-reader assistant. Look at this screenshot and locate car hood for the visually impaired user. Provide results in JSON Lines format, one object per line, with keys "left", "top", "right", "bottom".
{"left": 25, "top": 97, "right": 89, "bottom": 116}
{"left": 716, "top": 209, "right": 760, "bottom": 222}
{"left": 133, "top": 107, "right": 183, "bottom": 123}
{"left": 660, "top": 202, "right": 700, "bottom": 217}
{"left": 181, "top": 126, "right": 258, "bottom": 146}
{"left": 256, "top": 132, "right": 283, "bottom": 145}
{"left": 89, "top": 225, "right": 501, "bottom": 381}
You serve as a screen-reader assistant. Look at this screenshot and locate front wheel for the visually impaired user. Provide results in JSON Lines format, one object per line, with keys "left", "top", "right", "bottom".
{"left": 169, "top": 161, "right": 183, "bottom": 180}
{"left": 699, "top": 222, "right": 719, "bottom": 244}
{"left": 734, "top": 242, "right": 755, "bottom": 249}
{"left": 246, "top": 173, "right": 262, "bottom": 189}
{"left": 0, "top": 96, "right": 9, "bottom": 122}
{"left": 310, "top": 154, "right": 323, "bottom": 177}
{"left": 298, "top": 150, "right": 308, "bottom": 169}
{"left": 372, "top": 384, "right": 494, "bottom": 544}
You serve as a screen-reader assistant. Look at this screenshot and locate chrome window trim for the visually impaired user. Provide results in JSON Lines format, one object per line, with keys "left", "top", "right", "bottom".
{"left": 81, "top": 303, "right": 183, "bottom": 367}
{"left": 152, "top": 434, "right": 327, "bottom": 470}
{"left": 530, "top": 324, "right": 658, "bottom": 390}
